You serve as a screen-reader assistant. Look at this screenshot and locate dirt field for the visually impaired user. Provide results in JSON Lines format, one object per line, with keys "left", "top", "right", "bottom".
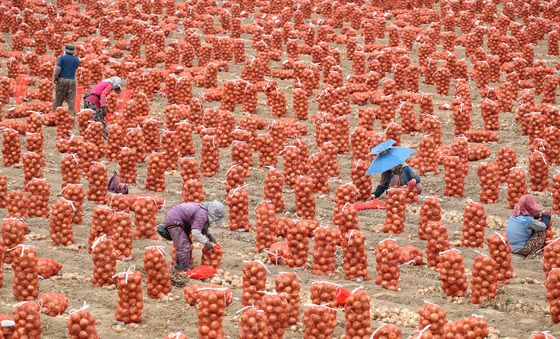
{"left": 1, "top": 4, "right": 560, "bottom": 339}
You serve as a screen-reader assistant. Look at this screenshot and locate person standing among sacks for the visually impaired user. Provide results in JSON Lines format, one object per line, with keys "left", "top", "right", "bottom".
{"left": 52, "top": 44, "right": 79, "bottom": 115}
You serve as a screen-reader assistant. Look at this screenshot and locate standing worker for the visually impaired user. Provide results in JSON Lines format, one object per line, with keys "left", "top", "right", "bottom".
{"left": 156, "top": 201, "right": 227, "bottom": 272}
{"left": 52, "top": 44, "right": 79, "bottom": 115}
{"left": 83, "top": 76, "right": 122, "bottom": 139}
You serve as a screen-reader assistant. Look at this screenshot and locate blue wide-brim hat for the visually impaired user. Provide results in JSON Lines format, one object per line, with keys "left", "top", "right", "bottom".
{"left": 367, "top": 144, "right": 414, "bottom": 175}
{"left": 370, "top": 139, "right": 395, "bottom": 155}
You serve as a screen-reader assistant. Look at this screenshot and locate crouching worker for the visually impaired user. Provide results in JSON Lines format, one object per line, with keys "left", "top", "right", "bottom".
{"left": 506, "top": 194, "right": 551, "bottom": 257}
{"left": 156, "top": 201, "right": 226, "bottom": 271}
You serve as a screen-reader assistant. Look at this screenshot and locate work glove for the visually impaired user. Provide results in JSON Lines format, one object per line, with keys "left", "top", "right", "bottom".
{"left": 206, "top": 233, "right": 216, "bottom": 243}
{"left": 205, "top": 241, "right": 215, "bottom": 250}
{"left": 407, "top": 179, "right": 417, "bottom": 187}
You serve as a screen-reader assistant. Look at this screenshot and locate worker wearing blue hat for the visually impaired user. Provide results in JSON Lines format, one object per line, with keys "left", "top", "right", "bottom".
{"left": 367, "top": 139, "right": 423, "bottom": 199}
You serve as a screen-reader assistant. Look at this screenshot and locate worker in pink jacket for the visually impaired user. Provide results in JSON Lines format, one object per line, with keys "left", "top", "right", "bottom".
{"left": 83, "top": 76, "right": 122, "bottom": 138}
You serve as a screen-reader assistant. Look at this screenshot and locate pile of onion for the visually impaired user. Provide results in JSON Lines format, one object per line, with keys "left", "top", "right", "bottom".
{"left": 375, "top": 239, "right": 401, "bottom": 291}
{"left": 114, "top": 270, "right": 143, "bottom": 323}
{"left": 143, "top": 246, "right": 172, "bottom": 298}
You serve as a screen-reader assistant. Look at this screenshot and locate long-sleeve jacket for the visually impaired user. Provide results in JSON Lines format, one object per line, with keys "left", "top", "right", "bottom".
{"left": 84, "top": 81, "right": 112, "bottom": 108}
{"left": 372, "top": 165, "right": 421, "bottom": 198}
{"left": 506, "top": 212, "right": 550, "bottom": 249}
{"left": 164, "top": 203, "right": 213, "bottom": 244}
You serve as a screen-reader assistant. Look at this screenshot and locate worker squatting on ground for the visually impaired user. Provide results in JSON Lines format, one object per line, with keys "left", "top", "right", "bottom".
{"left": 367, "top": 139, "right": 423, "bottom": 199}
{"left": 157, "top": 201, "right": 227, "bottom": 271}
{"left": 52, "top": 44, "right": 79, "bottom": 115}
{"left": 83, "top": 76, "right": 122, "bottom": 139}
{"left": 506, "top": 194, "right": 551, "bottom": 257}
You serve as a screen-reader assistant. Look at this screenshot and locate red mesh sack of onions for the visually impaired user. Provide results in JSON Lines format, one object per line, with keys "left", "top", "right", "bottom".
{"left": 477, "top": 162, "right": 499, "bottom": 204}
{"left": 114, "top": 269, "right": 143, "bottom": 324}
{"left": 144, "top": 246, "right": 172, "bottom": 298}
{"left": 294, "top": 175, "right": 316, "bottom": 219}
{"left": 264, "top": 168, "right": 285, "bottom": 212}
{"left": 443, "top": 315, "right": 488, "bottom": 338}
{"left": 67, "top": 304, "right": 99, "bottom": 339}
{"left": 12, "top": 301, "right": 41, "bottom": 338}
{"left": 399, "top": 245, "right": 424, "bottom": 266}
{"left": 239, "top": 306, "right": 267, "bottom": 339}
{"left": 22, "top": 151, "right": 43, "bottom": 185}
{"left": 312, "top": 226, "right": 339, "bottom": 275}
{"left": 286, "top": 220, "right": 310, "bottom": 268}
{"left": 443, "top": 156, "right": 467, "bottom": 197}
{"left": 2, "top": 218, "right": 27, "bottom": 264}
{"left": 39, "top": 292, "right": 68, "bottom": 316}
{"left": 201, "top": 243, "right": 223, "bottom": 269}
{"left": 344, "top": 288, "right": 373, "bottom": 338}
{"left": 197, "top": 287, "right": 229, "bottom": 339}
{"left": 10, "top": 245, "right": 39, "bottom": 301}
{"left": 436, "top": 249, "right": 467, "bottom": 297}
{"left": 62, "top": 184, "right": 85, "bottom": 224}
{"left": 487, "top": 232, "right": 513, "bottom": 285}
{"left": 310, "top": 281, "right": 338, "bottom": 307}
{"left": 425, "top": 221, "right": 451, "bottom": 268}
{"left": 418, "top": 196, "right": 441, "bottom": 240}
{"left": 496, "top": 146, "right": 517, "bottom": 182}
{"left": 303, "top": 304, "right": 337, "bottom": 339}
{"left": 112, "top": 211, "right": 133, "bottom": 260}
{"left": 343, "top": 230, "right": 371, "bottom": 281}
{"left": 182, "top": 284, "right": 233, "bottom": 307}
{"left": 461, "top": 201, "right": 487, "bottom": 248}
{"left": 49, "top": 198, "right": 75, "bottom": 246}
{"left": 146, "top": 152, "right": 166, "bottom": 192}
{"left": 470, "top": 254, "right": 498, "bottom": 304}
{"left": 418, "top": 301, "right": 447, "bottom": 338}
{"left": 553, "top": 173, "right": 560, "bottom": 214}
{"left": 371, "top": 323, "right": 402, "bottom": 338}
{"left": 88, "top": 206, "right": 114, "bottom": 251}
{"left": 6, "top": 190, "right": 28, "bottom": 219}
{"left": 227, "top": 186, "right": 251, "bottom": 232}
{"left": 255, "top": 201, "right": 278, "bottom": 252}
{"left": 37, "top": 257, "right": 63, "bottom": 279}
{"left": 0, "top": 174, "right": 6, "bottom": 208}
{"left": 507, "top": 167, "right": 527, "bottom": 209}
{"left": 260, "top": 292, "right": 290, "bottom": 339}
{"left": 61, "top": 153, "right": 81, "bottom": 189}
{"left": 132, "top": 197, "right": 159, "bottom": 240}
{"left": 242, "top": 260, "right": 268, "bottom": 306}
{"left": 383, "top": 188, "right": 406, "bottom": 233}
{"left": 87, "top": 162, "right": 108, "bottom": 204}
{"left": 25, "top": 178, "right": 50, "bottom": 219}
{"left": 546, "top": 268, "right": 560, "bottom": 323}
{"left": 91, "top": 235, "right": 116, "bottom": 287}
{"left": 544, "top": 238, "right": 560, "bottom": 277}
{"left": 2, "top": 128, "right": 21, "bottom": 167}
{"left": 274, "top": 272, "right": 300, "bottom": 325}
{"left": 529, "top": 151, "right": 549, "bottom": 192}
{"left": 375, "top": 238, "right": 401, "bottom": 291}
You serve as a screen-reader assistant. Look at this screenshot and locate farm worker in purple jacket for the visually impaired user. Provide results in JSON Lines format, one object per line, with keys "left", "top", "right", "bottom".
{"left": 83, "top": 76, "right": 122, "bottom": 139}
{"left": 157, "top": 201, "right": 226, "bottom": 271}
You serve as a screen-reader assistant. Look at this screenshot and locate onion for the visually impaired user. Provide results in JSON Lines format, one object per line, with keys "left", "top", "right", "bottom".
{"left": 67, "top": 305, "right": 99, "bottom": 339}
{"left": 477, "top": 162, "right": 499, "bottom": 203}
{"left": 487, "top": 232, "right": 513, "bottom": 285}
{"left": 112, "top": 212, "right": 133, "bottom": 260}
{"left": 443, "top": 315, "right": 488, "bottom": 337}
{"left": 87, "top": 162, "right": 108, "bottom": 204}
{"left": 507, "top": 168, "right": 527, "bottom": 209}
{"left": 39, "top": 292, "right": 68, "bottom": 316}
{"left": 25, "top": 178, "right": 50, "bottom": 218}
{"left": 275, "top": 272, "right": 300, "bottom": 325}
{"left": 312, "top": 227, "right": 339, "bottom": 275}
{"left": 132, "top": 197, "right": 159, "bottom": 239}
{"left": 261, "top": 292, "right": 289, "bottom": 339}
{"left": 2, "top": 128, "right": 21, "bottom": 167}
{"left": 436, "top": 249, "right": 467, "bottom": 297}
{"left": 294, "top": 176, "right": 316, "bottom": 220}
{"left": 88, "top": 206, "right": 114, "bottom": 252}
{"left": 419, "top": 197, "right": 441, "bottom": 240}
{"left": 6, "top": 190, "right": 28, "bottom": 219}
{"left": 303, "top": 304, "right": 336, "bottom": 338}
{"left": 239, "top": 306, "right": 267, "bottom": 339}
{"left": 264, "top": 169, "right": 285, "bottom": 212}
{"left": 227, "top": 186, "right": 251, "bottom": 232}
{"left": 49, "top": 198, "right": 75, "bottom": 246}
{"left": 286, "top": 220, "right": 310, "bottom": 268}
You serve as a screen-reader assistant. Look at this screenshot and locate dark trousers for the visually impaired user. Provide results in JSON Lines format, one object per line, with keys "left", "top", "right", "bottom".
{"left": 167, "top": 225, "right": 193, "bottom": 271}
{"left": 52, "top": 78, "right": 76, "bottom": 115}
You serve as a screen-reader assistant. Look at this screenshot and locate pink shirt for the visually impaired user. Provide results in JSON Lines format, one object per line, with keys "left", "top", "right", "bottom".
{"left": 84, "top": 81, "right": 112, "bottom": 107}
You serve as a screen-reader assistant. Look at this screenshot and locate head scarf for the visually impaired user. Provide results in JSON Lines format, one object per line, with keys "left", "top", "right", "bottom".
{"left": 513, "top": 194, "right": 544, "bottom": 217}
{"left": 202, "top": 200, "right": 227, "bottom": 227}
{"left": 102, "top": 76, "right": 122, "bottom": 90}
